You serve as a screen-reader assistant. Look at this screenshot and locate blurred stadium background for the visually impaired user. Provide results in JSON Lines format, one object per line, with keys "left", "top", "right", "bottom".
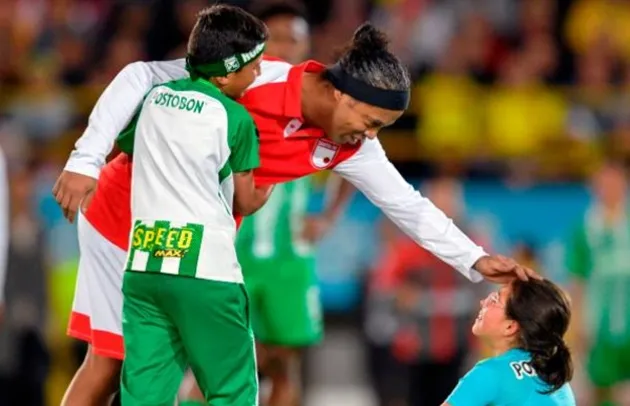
{"left": 1, "top": 0, "right": 630, "bottom": 405}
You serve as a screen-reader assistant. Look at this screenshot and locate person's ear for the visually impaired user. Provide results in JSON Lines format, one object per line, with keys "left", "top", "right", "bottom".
{"left": 215, "top": 74, "right": 232, "bottom": 86}
{"left": 333, "top": 88, "right": 343, "bottom": 102}
{"left": 503, "top": 320, "right": 520, "bottom": 339}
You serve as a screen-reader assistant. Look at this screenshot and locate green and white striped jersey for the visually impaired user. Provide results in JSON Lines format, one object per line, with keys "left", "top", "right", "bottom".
{"left": 236, "top": 177, "right": 313, "bottom": 264}
{"left": 116, "top": 78, "right": 259, "bottom": 282}
{"left": 567, "top": 207, "right": 630, "bottom": 342}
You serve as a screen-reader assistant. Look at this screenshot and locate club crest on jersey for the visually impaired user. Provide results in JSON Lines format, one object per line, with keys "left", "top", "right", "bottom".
{"left": 224, "top": 56, "right": 240, "bottom": 73}
{"left": 310, "top": 138, "right": 339, "bottom": 169}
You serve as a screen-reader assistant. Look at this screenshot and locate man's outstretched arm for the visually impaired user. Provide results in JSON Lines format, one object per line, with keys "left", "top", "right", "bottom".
{"left": 53, "top": 60, "right": 187, "bottom": 222}
{"left": 333, "top": 138, "right": 538, "bottom": 283}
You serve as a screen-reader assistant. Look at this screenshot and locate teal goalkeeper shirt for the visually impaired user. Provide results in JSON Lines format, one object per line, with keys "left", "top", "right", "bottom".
{"left": 446, "top": 349, "right": 576, "bottom": 406}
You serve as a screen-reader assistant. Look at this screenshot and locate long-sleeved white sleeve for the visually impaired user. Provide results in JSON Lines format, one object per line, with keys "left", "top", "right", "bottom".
{"left": 63, "top": 60, "right": 187, "bottom": 179}
{"left": 0, "top": 148, "right": 9, "bottom": 303}
{"left": 333, "top": 138, "right": 487, "bottom": 282}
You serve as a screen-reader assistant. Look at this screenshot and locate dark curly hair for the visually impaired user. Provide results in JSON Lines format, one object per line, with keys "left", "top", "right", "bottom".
{"left": 506, "top": 278, "right": 573, "bottom": 394}
{"left": 327, "top": 23, "right": 410, "bottom": 92}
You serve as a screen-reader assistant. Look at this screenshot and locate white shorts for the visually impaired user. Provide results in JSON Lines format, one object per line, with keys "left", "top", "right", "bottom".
{"left": 67, "top": 212, "right": 127, "bottom": 359}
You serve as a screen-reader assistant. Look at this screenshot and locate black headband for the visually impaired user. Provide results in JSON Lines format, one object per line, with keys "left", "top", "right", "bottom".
{"left": 323, "top": 64, "right": 410, "bottom": 111}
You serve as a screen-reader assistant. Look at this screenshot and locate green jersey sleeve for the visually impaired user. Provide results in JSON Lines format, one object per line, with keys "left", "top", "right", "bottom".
{"left": 116, "top": 106, "right": 142, "bottom": 154}
{"left": 227, "top": 105, "right": 260, "bottom": 173}
{"left": 116, "top": 85, "right": 159, "bottom": 154}
{"left": 565, "top": 222, "right": 591, "bottom": 280}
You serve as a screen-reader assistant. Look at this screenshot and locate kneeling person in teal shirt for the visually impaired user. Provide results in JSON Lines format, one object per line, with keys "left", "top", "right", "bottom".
{"left": 444, "top": 278, "right": 576, "bottom": 406}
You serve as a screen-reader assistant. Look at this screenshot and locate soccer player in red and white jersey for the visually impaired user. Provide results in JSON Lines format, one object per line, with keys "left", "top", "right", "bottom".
{"left": 55, "top": 23, "right": 538, "bottom": 406}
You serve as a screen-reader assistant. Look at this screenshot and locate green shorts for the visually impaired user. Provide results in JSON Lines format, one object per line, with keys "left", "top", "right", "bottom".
{"left": 242, "top": 256, "right": 322, "bottom": 347}
{"left": 120, "top": 272, "right": 257, "bottom": 406}
{"left": 587, "top": 339, "right": 630, "bottom": 388}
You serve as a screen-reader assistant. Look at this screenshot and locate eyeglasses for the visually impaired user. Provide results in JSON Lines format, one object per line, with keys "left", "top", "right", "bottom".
{"left": 487, "top": 291, "right": 505, "bottom": 308}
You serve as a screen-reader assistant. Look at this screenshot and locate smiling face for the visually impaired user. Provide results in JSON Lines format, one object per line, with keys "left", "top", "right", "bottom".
{"left": 472, "top": 285, "right": 520, "bottom": 343}
{"left": 327, "top": 91, "right": 403, "bottom": 145}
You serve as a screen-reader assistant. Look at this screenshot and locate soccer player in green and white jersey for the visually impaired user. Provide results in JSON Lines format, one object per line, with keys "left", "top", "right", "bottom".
{"left": 567, "top": 160, "right": 630, "bottom": 406}
{"left": 114, "top": 6, "right": 270, "bottom": 406}
{"left": 182, "top": 5, "right": 353, "bottom": 405}
{"left": 238, "top": 180, "right": 321, "bottom": 347}
{"left": 236, "top": 176, "right": 322, "bottom": 397}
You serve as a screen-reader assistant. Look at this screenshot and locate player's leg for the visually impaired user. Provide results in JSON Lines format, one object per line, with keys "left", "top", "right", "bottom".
{"left": 594, "top": 339, "right": 630, "bottom": 406}
{"left": 621, "top": 341, "right": 630, "bottom": 402}
{"left": 259, "top": 346, "right": 301, "bottom": 406}
{"left": 243, "top": 267, "right": 272, "bottom": 404}
{"left": 587, "top": 341, "right": 619, "bottom": 406}
{"left": 177, "top": 370, "right": 205, "bottom": 406}
{"left": 171, "top": 278, "right": 257, "bottom": 405}
{"left": 120, "top": 271, "right": 188, "bottom": 406}
{"left": 63, "top": 213, "right": 127, "bottom": 406}
{"left": 177, "top": 263, "right": 265, "bottom": 406}
{"left": 177, "top": 372, "right": 205, "bottom": 405}
{"left": 257, "top": 259, "right": 323, "bottom": 406}
{"left": 175, "top": 346, "right": 262, "bottom": 405}
{"left": 62, "top": 349, "right": 122, "bottom": 406}
{"left": 255, "top": 342, "right": 272, "bottom": 403}
{"left": 240, "top": 259, "right": 289, "bottom": 405}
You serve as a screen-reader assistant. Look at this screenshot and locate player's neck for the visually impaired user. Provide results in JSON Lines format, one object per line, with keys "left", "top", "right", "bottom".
{"left": 490, "top": 340, "right": 514, "bottom": 357}
{"left": 300, "top": 72, "right": 335, "bottom": 129}
{"left": 208, "top": 78, "right": 228, "bottom": 94}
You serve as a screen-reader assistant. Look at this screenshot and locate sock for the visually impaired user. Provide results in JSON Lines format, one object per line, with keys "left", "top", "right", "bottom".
{"left": 178, "top": 401, "right": 206, "bottom": 406}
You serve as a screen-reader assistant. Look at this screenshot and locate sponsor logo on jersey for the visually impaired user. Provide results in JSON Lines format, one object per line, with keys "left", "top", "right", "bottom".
{"left": 241, "top": 43, "right": 265, "bottom": 64}
{"left": 310, "top": 138, "right": 339, "bottom": 169}
{"left": 152, "top": 91, "right": 205, "bottom": 114}
{"left": 131, "top": 223, "right": 196, "bottom": 258}
{"left": 153, "top": 249, "right": 186, "bottom": 258}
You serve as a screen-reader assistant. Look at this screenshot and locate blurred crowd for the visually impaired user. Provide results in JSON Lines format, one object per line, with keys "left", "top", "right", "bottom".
{"left": 377, "top": 0, "right": 630, "bottom": 182}
{"left": 0, "top": 0, "right": 630, "bottom": 405}
{"left": 3, "top": 0, "right": 630, "bottom": 184}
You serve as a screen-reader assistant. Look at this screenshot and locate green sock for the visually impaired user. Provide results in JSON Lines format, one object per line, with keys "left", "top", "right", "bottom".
{"left": 598, "top": 401, "right": 617, "bottom": 406}
{"left": 178, "top": 401, "right": 206, "bottom": 406}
